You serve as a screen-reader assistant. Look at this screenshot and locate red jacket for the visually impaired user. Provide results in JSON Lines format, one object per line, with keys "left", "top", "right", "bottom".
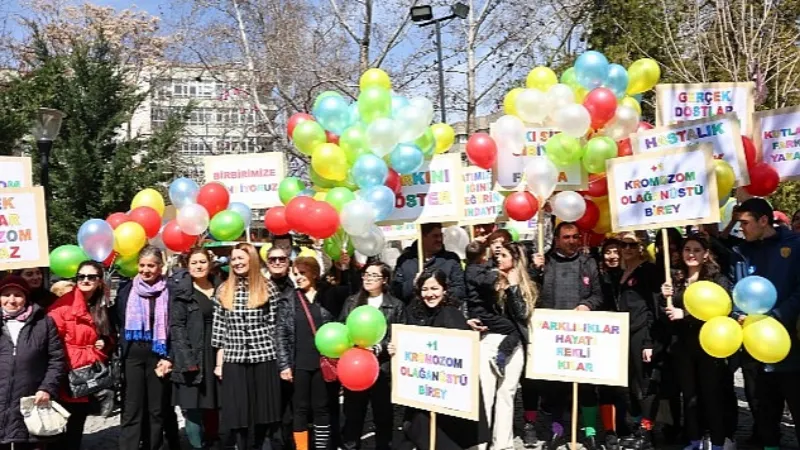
{"left": 48, "top": 289, "right": 112, "bottom": 402}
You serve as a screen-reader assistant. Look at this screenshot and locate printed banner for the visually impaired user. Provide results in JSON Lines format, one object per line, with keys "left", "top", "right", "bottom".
{"left": 491, "top": 125, "right": 587, "bottom": 191}
{"left": 607, "top": 145, "right": 720, "bottom": 232}
{"left": 204, "top": 153, "right": 285, "bottom": 209}
{"left": 631, "top": 114, "right": 749, "bottom": 185}
{"left": 655, "top": 82, "right": 755, "bottom": 135}
{"left": 461, "top": 166, "right": 506, "bottom": 225}
{"left": 391, "top": 324, "right": 481, "bottom": 420}
{"left": 380, "top": 154, "right": 464, "bottom": 226}
{"left": 526, "top": 309, "right": 630, "bottom": 386}
{"left": 0, "top": 156, "right": 33, "bottom": 188}
{"left": 0, "top": 187, "right": 50, "bottom": 271}
{"left": 379, "top": 223, "right": 417, "bottom": 241}
{"left": 753, "top": 106, "right": 800, "bottom": 181}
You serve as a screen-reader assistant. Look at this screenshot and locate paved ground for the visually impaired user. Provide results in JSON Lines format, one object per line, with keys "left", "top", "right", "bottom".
{"left": 82, "top": 370, "right": 797, "bottom": 449}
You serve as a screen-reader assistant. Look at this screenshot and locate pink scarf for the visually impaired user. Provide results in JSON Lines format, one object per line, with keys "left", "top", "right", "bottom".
{"left": 2, "top": 304, "right": 33, "bottom": 322}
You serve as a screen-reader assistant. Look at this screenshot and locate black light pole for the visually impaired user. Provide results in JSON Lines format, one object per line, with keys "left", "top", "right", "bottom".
{"left": 32, "top": 108, "right": 65, "bottom": 202}
{"left": 411, "top": 3, "right": 470, "bottom": 124}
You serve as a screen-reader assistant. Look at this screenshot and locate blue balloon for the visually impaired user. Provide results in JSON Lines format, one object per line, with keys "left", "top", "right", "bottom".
{"left": 391, "top": 95, "right": 410, "bottom": 117}
{"left": 733, "top": 275, "right": 777, "bottom": 315}
{"left": 227, "top": 202, "right": 252, "bottom": 229}
{"left": 347, "top": 103, "right": 361, "bottom": 128}
{"left": 389, "top": 143, "right": 424, "bottom": 174}
{"left": 77, "top": 219, "right": 115, "bottom": 262}
{"left": 298, "top": 188, "right": 315, "bottom": 198}
{"left": 605, "top": 64, "right": 629, "bottom": 99}
{"left": 575, "top": 51, "right": 610, "bottom": 90}
{"left": 633, "top": 93, "right": 643, "bottom": 102}
{"left": 360, "top": 185, "right": 396, "bottom": 222}
{"left": 168, "top": 177, "right": 199, "bottom": 209}
{"left": 351, "top": 154, "right": 388, "bottom": 189}
{"left": 312, "top": 94, "right": 351, "bottom": 135}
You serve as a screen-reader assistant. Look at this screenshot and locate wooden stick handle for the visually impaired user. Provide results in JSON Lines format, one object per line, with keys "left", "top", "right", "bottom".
{"left": 430, "top": 412, "right": 437, "bottom": 450}
{"left": 662, "top": 228, "right": 673, "bottom": 308}
{"left": 571, "top": 382, "right": 579, "bottom": 450}
{"left": 417, "top": 224, "right": 425, "bottom": 274}
{"left": 537, "top": 207, "right": 545, "bottom": 255}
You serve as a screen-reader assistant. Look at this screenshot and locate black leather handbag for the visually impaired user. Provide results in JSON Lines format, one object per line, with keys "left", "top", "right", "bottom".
{"left": 67, "top": 361, "right": 115, "bottom": 398}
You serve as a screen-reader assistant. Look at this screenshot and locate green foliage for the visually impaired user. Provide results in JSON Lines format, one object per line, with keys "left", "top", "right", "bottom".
{"left": 769, "top": 182, "right": 800, "bottom": 216}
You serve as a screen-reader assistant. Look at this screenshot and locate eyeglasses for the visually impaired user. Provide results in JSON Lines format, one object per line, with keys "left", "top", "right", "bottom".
{"left": 362, "top": 273, "right": 384, "bottom": 280}
{"left": 76, "top": 274, "right": 101, "bottom": 282}
{"left": 620, "top": 242, "right": 639, "bottom": 249}
{"left": 268, "top": 256, "right": 288, "bottom": 264}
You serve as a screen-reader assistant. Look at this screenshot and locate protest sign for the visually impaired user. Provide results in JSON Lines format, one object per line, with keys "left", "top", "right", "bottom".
{"left": 461, "top": 166, "right": 506, "bottom": 225}
{"left": 391, "top": 324, "right": 480, "bottom": 420}
{"left": 491, "top": 125, "right": 587, "bottom": 191}
{"left": 753, "top": 106, "right": 800, "bottom": 181}
{"left": 0, "top": 187, "right": 49, "bottom": 271}
{"left": 655, "top": 82, "right": 755, "bottom": 135}
{"left": 607, "top": 145, "right": 720, "bottom": 232}
{"left": 0, "top": 156, "right": 33, "bottom": 188}
{"left": 631, "top": 114, "right": 749, "bottom": 185}
{"left": 526, "top": 309, "right": 629, "bottom": 386}
{"left": 204, "top": 153, "right": 285, "bottom": 209}
{"left": 379, "top": 223, "right": 417, "bottom": 241}
{"left": 380, "top": 154, "right": 464, "bottom": 226}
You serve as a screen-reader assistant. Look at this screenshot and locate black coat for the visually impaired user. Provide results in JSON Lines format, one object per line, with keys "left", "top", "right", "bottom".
{"left": 339, "top": 292, "right": 406, "bottom": 371}
{"left": 170, "top": 271, "right": 219, "bottom": 385}
{"left": 276, "top": 288, "right": 335, "bottom": 372}
{"left": 391, "top": 244, "right": 465, "bottom": 303}
{"left": 616, "top": 262, "right": 662, "bottom": 349}
{"left": 0, "top": 305, "right": 65, "bottom": 444}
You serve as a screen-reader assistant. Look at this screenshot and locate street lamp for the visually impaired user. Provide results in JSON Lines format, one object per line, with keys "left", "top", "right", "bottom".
{"left": 410, "top": 2, "right": 469, "bottom": 124}
{"left": 31, "top": 108, "right": 65, "bottom": 199}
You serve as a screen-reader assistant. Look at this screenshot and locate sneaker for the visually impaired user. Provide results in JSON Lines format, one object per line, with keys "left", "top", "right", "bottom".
{"left": 490, "top": 353, "right": 507, "bottom": 377}
{"left": 523, "top": 422, "right": 540, "bottom": 448}
{"left": 542, "top": 433, "right": 565, "bottom": 450}
{"left": 582, "top": 434, "right": 598, "bottom": 450}
{"left": 619, "top": 428, "right": 653, "bottom": 450}
{"left": 723, "top": 438, "right": 736, "bottom": 450}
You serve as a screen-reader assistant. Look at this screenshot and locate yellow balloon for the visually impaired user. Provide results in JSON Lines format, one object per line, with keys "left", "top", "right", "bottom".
{"left": 526, "top": 66, "right": 558, "bottom": 91}
{"left": 359, "top": 68, "right": 392, "bottom": 91}
{"left": 573, "top": 86, "right": 588, "bottom": 103}
{"left": 431, "top": 123, "right": 455, "bottom": 154}
{"left": 646, "top": 243, "right": 656, "bottom": 263}
{"left": 684, "top": 281, "right": 732, "bottom": 321}
{"left": 627, "top": 58, "right": 661, "bottom": 95}
{"left": 298, "top": 247, "right": 316, "bottom": 258}
{"left": 313, "top": 191, "right": 327, "bottom": 201}
{"left": 114, "top": 222, "right": 147, "bottom": 257}
{"left": 311, "top": 143, "right": 348, "bottom": 181}
{"left": 743, "top": 315, "right": 791, "bottom": 364}
{"left": 259, "top": 243, "right": 273, "bottom": 262}
{"left": 503, "top": 88, "right": 523, "bottom": 116}
{"left": 621, "top": 96, "right": 642, "bottom": 116}
{"left": 700, "top": 317, "right": 743, "bottom": 358}
{"left": 713, "top": 160, "right": 735, "bottom": 200}
{"left": 131, "top": 188, "right": 165, "bottom": 216}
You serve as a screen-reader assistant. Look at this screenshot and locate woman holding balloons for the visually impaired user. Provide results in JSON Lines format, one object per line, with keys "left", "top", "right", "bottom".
{"left": 339, "top": 261, "right": 406, "bottom": 450}
{"left": 661, "top": 235, "right": 735, "bottom": 450}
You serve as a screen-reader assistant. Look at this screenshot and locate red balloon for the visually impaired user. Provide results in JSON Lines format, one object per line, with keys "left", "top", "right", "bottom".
{"left": 306, "top": 202, "right": 340, "bottom": 239}
{"left": 466, "top": 133, "right": 498, "bottom": 169}
{"left": 742, "top": 136, "right": 758, "bottom": 168}
{"left": 197, "top": 183, "right": 230, "bottom": 218}
{"left": 162, "top": 220, "right": 197, "bottom": 253}
{"left": 586, "top": 174, "right": 608, "bottom": 198}
{"left": 586, "top": 230, "right": 606, "bottom": 248}
{"left": 106, "top": 212, "right": 131, "bottom": 230}
{"left": 575, "top": 199, "right": 600, "bottom": 231}
{"left": 745, "top": 163, "right": 780, "bottom": 197}
{"left": 285, "top": 196, "right": 315, "bottom": 234}
{"left": 264, "top": 207, "right": 292, "bottom": 236}
{"left": 129, "top": 206, "right": 161, "bottom": 239}
{"left": 338, "top": 348, "right": 379, "bottom": 392}
{"left": 385, "top": 169, "right": 402, "bottom": 194}
{"left": 102, "top": 252, "right": 118, "bottom": 268}
{"left": 288, "top": 113, "right": 314, "bottom": 137}
{"left": 637, "top": 121, "right": 654, "bottom": 132}
{"left": 617, "top": 138, "right": 632, "bottom": 157}
{"left": 325, "top": 131, "right": 340, "bottom": 145}
{"left": 583, "top": 88, "right": 618, "bottom": 129}
{"left": 504, "top": 192, "right": 539, "bottom": 221}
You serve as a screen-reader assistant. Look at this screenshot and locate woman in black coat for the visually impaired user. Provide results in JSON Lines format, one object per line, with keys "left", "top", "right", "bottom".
{"left": 0, "top": 275, "right": 65, "bottom": 449}
{"left": 339, "top": 261, "right": 405, "bottom": 450}
{"left": 171, "top": 248, "right": 220, "bottom": 450}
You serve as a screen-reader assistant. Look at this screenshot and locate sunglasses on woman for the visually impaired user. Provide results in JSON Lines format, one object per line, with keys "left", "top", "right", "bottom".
{"left": 620, "top": 242, "right": 639, "bottom": 249}
{"left": 268, "top": 256, "right": 288, "bottom": 264}
{"left": 75, "top": 274, "right": 101, "bottom": 282}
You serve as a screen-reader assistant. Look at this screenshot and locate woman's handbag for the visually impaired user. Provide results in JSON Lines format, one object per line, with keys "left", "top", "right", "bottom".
{"left": 67, "top": 361, "right": 115, "bottom": 398}
{"left": 20, "top": 396, "right": 70, "bottom": 437}
{"left": 297, "top": 292, "right": 338, "bottom": 382}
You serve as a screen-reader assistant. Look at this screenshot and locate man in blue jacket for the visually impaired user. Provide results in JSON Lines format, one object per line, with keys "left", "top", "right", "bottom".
{"left": 735, "top": 198, "right": 800, "bottom": 450}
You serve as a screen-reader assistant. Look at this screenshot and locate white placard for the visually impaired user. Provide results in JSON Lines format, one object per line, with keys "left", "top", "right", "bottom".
{"left": 204, "top": 153, "right": 285, "bottom": 209}
{"left": 461, "top": 166, "right": 506, "bottom": 225}
{"left": 0, "top": 156, "right": 33, "bottom": 188}
{"left": 753, "top": 106, "right": 800, "bottom": 181}
{"left": 656, "top": 82, "right": 755, "bottom": 135}
{"left": 379, "top": 223, "right": 417, "bottom": 241}
{"left": 0, "top": 187, "right": 49, "bottom": 271}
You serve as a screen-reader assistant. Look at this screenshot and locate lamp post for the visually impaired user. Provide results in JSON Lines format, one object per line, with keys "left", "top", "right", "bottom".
{"left": 31, "top": 108, "right": 65, "bottom": 201}
{"left": 410, "top": 2, "right": 469, "bottom": 124}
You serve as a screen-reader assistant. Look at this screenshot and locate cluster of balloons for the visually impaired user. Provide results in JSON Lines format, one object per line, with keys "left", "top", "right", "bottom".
{"left": 315, "top": 305, "right": 387, "bottom": 391}
{"left": 169, "top": 179, "right": 251, "bottom": 247}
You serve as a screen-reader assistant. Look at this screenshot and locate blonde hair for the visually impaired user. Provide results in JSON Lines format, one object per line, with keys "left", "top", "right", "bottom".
{"left": 616, "top": 231, "right": 648, "bottom": 267}
{"left": 496, "top": 242, "right": 537, "bottom": 318}
{"left": 218, "top": 243, "right": 270, "bottom": 310}
{"left": 51, "top": 280, "right": 75, "bottom": 297}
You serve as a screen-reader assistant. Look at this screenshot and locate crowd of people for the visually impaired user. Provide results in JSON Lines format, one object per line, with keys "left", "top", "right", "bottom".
{"left": 1, "top": 196, "right": 799, "bottom": 450}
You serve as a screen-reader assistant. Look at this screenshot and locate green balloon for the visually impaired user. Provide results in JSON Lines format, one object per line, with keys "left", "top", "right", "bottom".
{"left": 50, "top": 245, "right": 90, "bottom": 279}
{"left": 115, "top": 252, "right": 139, "bottom": 278}
{"left": 313, "top": 91, "right": 342, "bottom": 111}
{"left": 507, "top": 227, "right": 520, "bottom": 242}
{"left": 414, "top": 128, "right": 436, "bottom": 156}
{"left": 323, "top": 238, "right": 342, "bottom": 261}
{"left": 582, "top": 136, "right": 618, "bottom": 173}
{"left": 292, "top": 120, "right": 326, "bottom": 155}
{"left": 357, "top": 87, "right": 392, "bottom": 124}
{"left": 561, "top": 67, "right": 578, "bottom": 89}
{"left": 325, "top": 187, "right": 356, "bottom": 213}
{"left": 279, "top": 177, "right": 306, "bottom": 205}
{"left": 209, "top": 210, "right": 246, "bottom": 241}
{"left": 346, "top": 305, "right": 388, "bottom": 348}
{"left": 315, "top": 322, "right": 352, "bottom": 358}
{"left": 545, "top": 133, "right": 584, "bottom": 168}
{"left": 339, "top": 124, "right": 370, "bottom": 165}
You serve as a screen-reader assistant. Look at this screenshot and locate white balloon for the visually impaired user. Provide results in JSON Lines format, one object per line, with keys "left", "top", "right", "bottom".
{"left": 553, "top": 104, "right": 591, "bottom": 138}
{"left": 395, "top": 104, "right": 428, "bottom": 142}
{"left": 493, "top": 115, "right": 526, "bottom": 156}
{"left": 442, "top": 226, "right": 470, "bottom": 260}
{"left": 366, "top": 118, "right": 400, "bottom": 157}
{"left": 351, "top": 225, "right": 386, "bottom": 257}
{"left": 340, "top": 199, "right": 376, "bottom": 237}
{"left": 525, "top": 158, "right": 559, "bottom": 201}
{"left": 601, "top": 105, "right": 640, "bottom": 141}
{"left": 177, "top": 204, "right": 210, "bottom": 236}
{"left": 548, "top": 83, "right": 576, "bottom": 113}
{"left": 409, "top": 97, "right": 435, "bottom": 125}
{"left": 515, "top": 89, "right": 550, "bottom": 124}
{"left": 550, "top": 191, "right": 587, "bottom": 222}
